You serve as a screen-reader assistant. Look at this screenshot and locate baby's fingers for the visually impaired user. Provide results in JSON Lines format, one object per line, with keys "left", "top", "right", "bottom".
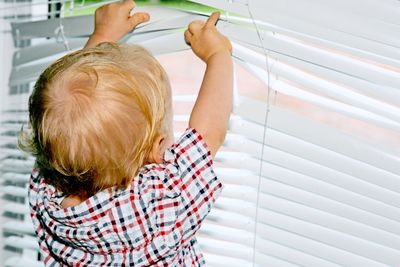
{"left": 188, "top": 20, "right": 205, "bottom": 34}
{"left": 121, "top": 0, "right": 136, "bottom": 9}
{"left": 129, "top": 12, "right": 150, "bottom": 29}
{"left": 184, "top": 30, "right": 192, "bottom": 45}
{"left": 206, "top": 11, "right": 220, "bottom": 28}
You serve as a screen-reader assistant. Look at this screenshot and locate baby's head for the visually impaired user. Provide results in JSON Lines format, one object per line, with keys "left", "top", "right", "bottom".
{"left": 20, "top": 43, "right": 173, "bottom": 197}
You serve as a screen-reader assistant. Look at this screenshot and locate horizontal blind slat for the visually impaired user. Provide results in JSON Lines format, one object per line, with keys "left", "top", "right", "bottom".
{"left": 256, "top": 209, "right": 400, "bottom": 266}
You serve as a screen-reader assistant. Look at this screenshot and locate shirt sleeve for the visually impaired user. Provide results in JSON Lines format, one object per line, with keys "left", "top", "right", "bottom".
{"left": 160, "top": 127, "right": 223, "bottom": 249}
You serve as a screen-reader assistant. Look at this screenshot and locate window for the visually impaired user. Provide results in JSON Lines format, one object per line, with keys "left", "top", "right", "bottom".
{"left": 1, "top": 0, "right": 399, "bottom": 266}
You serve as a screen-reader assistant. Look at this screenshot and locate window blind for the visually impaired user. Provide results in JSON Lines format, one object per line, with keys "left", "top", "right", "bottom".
{"left": 1, "top": 0, "right": 400, "bottom": 266}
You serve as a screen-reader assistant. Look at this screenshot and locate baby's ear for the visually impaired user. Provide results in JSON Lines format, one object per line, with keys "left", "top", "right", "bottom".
{"left": 148, "top": 136, "right": 165, "bottom": 164}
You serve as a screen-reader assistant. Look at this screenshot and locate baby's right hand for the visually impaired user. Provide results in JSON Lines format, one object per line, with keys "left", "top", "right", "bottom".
{"left": 184, "top": 12, "right": 232, "bottom": 63}
{"left": 85, "top": 0, "right": 149, "bottom": 48}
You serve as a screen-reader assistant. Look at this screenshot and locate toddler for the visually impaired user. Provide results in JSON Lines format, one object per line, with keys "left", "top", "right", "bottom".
{"left": 21, "top": 0, "right": 232, "bottom": 266}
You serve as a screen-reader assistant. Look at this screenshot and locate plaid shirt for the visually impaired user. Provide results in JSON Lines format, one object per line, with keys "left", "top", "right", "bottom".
{"left": 29, "top": 128, "right": 223, "bottom": 266}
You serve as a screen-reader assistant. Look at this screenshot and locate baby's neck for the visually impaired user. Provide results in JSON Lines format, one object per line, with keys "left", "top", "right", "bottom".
{"left": 61, "top": 194, "right": 86, "bottom": 209}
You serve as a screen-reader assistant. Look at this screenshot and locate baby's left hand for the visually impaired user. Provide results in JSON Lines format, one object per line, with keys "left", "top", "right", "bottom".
{"left": 85, "top": 0, "right": 150, "bottom": 48}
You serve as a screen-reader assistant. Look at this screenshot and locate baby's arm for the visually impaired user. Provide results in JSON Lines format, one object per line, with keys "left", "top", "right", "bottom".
{"left": 85, "top": 0, "right": 149, "bottom": 48}
{"left": 184, "top": 12, "right": 233, "bottom": 158}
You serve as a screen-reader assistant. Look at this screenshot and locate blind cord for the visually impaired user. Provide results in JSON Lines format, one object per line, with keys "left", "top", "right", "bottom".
{"left": 54, "top": 0, "right": 70, "bottom": 51}
{"left": 245, "top": 1, "right": 273, "bottom": 266}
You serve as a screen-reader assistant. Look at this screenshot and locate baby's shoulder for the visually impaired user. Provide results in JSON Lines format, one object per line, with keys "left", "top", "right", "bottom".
{"left": 131, "top": 162, "right": 180, "bottom": 200}
{"left": 125, "top": 127, "right": 216, "bottom": 202}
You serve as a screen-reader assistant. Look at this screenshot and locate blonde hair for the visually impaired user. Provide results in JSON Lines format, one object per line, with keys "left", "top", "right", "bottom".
{"left": 19, "top": 42, "right": 172, "bottom": 197}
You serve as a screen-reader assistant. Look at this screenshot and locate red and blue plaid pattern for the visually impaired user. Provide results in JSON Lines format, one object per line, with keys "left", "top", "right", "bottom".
{"left": 29, "top": 128, "right": 223, "bottom": 266}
